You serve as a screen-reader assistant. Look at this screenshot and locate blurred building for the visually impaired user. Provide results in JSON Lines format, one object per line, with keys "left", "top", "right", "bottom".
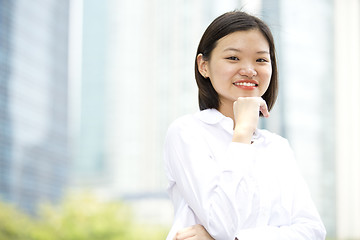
{"left": 334, "top": 0, "right": 360, "bottom": 237}
{"left": 0, "top": 0, "right": 70, "bottom": 215}
{"left": 1, "top": 0, "right": 359, "bottom": 238}
{"left": 70, "top": 0, "right": 246, "bottom": 225}
{"left": 0, "top": 0, "right": 349, "bottom": 238}
{"left": 72, "top": 0, "right": 338, "bottom": 231}
{"left": 263, "top": 0, "right": 336, "bottom": 235}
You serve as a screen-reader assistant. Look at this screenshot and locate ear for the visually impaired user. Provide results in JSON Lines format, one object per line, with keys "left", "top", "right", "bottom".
{"left": 197, "top": 53, "right": 209, "bottom": 78}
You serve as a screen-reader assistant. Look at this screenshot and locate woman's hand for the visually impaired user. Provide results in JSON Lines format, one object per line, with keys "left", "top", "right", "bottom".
{"left": 232, "top": 97, "right": 269, "bottom": 144}
{"left": 173, "top": 224, "right": 214, "bottom": 240}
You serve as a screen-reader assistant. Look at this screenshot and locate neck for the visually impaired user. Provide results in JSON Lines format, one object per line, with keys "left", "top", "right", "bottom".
{"left": 218, "top": 102, "right": 235, "bottom": 122}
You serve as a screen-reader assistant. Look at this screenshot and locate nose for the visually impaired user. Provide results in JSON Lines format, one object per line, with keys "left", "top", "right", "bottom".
{"left": 239, "top": 67, "right": 257, "bottom": 78}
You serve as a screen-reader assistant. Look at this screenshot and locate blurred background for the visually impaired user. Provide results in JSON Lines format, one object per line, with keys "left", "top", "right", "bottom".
{"left": 0, "top": 0, "right": 359, "bottom": 239}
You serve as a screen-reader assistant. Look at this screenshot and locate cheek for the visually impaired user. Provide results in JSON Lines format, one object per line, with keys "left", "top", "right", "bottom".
{"left": 261, "top": 67, "right": 272, "bottom": 83}
{"left": 264, "top": 73, "right": 272, "bottom": 86}
{"left": 209, "top": 61, "right": 233, "bottom": 77}
{"left": 259, "top": 69, "right": 272, "bottom": 92}
{"left": 208, "top": 63, "right": 230, "bottom": 87}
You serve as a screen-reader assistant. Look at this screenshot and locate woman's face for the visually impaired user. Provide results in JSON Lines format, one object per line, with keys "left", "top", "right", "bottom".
{"left": 198, "top": 29, "right": 272, "bottom": 109}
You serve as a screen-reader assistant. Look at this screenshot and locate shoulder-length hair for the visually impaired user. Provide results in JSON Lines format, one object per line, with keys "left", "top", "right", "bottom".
{"left": 195, "top": 11, "right": 278, "bottom": 113}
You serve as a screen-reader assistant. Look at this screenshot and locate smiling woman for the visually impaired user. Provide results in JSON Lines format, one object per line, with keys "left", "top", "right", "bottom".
{"left": 164, "top": 11, "right": 326, "bottom": 240}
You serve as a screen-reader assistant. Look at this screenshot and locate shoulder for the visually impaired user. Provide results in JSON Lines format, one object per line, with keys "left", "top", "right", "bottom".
{"left": 256, "top": 129, "right": 291, "bottom": 148}
{"left": 258, "top": 128, "right": 285, "bottom": 140}
{"left": 257, "top": 129, "right": 297, "bottom": 166}
{"left": 167, "top": 113, "right": 198, "bottom": 134}
{"left": 166, "top": 109, "right": 220, "bottom": 136}
{"left": 165, "top": 113, "right": 202, "bottom": 143}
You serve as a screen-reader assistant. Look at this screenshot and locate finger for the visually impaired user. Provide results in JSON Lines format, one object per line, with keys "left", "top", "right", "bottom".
{"left": 174, "top": 232, "right": 195, "bottom": 240}
{"left": 177, "top": 226, "right": 194, "bottom": 234}
{"left": 259, "top": 99, "right": 270, "bottom": 118}
{"left": 183, "top": 237, "right": 197, "bottom": 240}
{"left": 174, "top": 227, "right": 196, "bottom": 240}
{"left": 175, "top": 237, "right": 197, "bottom": 240}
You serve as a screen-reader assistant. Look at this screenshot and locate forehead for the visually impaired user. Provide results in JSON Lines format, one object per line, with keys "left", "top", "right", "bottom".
{"left": 215, "top": 29, "right": 270, "bottom": 52}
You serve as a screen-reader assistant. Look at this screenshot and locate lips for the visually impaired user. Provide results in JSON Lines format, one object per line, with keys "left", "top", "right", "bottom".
{"left": 233, "top": 79, "right": 259, "bottom": 89}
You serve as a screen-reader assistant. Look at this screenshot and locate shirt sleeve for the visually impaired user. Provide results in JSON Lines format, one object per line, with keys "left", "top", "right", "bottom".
{"left": 165, "top": 120, "right": 326, "bottom": 240}
{"left": 164, "top": 120, "right": 259, "bottom": 239}
{"left": 234, "top": 140, "right": 327, "bottom": 240}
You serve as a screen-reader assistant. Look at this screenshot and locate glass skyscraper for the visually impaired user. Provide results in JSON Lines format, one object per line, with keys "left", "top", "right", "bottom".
{"left": 0, "top": 0, "right": 70, "bottom": 215}
{"left": 0, "top": 0, "right": 14, "bottom": 204}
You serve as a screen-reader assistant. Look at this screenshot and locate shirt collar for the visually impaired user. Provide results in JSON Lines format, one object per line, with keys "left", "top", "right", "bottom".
{"left": 195, "top": 109, "right": 234, "bottom": 135}
{"left": 195, "top": 108, "right": 262, "bottom": 141}
{"left": 195, "top": 108, "right": 227, "bottom": 124}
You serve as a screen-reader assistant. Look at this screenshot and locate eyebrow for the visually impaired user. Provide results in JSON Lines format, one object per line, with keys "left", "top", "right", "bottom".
{"left": 224, "top": 47, "right": 269, "bottom": 54}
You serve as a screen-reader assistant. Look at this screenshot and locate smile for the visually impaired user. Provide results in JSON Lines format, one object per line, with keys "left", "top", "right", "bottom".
{"left": 233, "top": 82, "right": 258, "bottom": 87}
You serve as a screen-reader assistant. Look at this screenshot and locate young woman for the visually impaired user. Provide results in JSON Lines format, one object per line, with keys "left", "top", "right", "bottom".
{"left": 164, "top": 11, "right": 326, "bottom": 240}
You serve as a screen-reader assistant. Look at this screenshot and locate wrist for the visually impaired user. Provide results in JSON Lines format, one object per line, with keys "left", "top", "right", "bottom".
{"left": 232, "top": 127, "right": 253, "bottom": 144}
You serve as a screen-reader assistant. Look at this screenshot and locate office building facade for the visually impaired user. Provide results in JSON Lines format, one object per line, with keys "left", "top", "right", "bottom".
{"left": 0, "top": 0, "right": 70, "bottom": 214}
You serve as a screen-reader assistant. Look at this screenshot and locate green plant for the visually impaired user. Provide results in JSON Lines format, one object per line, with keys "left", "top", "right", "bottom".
{"left": 0, "top": 194, "right": 168, "bottom": 240}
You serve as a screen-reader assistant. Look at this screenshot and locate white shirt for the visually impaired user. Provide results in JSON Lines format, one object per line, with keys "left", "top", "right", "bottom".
{"left": 164, "top": 109, "right": 326, "bottom": 240}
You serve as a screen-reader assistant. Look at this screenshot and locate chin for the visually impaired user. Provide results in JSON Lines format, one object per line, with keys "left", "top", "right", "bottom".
{"left": 235, "top": 93, "right": 258, "bottom": 98}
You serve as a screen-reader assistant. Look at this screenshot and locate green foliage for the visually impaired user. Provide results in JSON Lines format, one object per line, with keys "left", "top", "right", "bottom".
{"left": 0, "top": 201, "right": 35, "bottom": 240}
{"left": 0, "top": 194, "right": 168, "bottom": 240}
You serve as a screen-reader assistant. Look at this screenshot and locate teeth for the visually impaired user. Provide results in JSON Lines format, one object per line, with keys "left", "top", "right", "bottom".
{"left": 234, "top": 82, "right": 256, "bottom": 86}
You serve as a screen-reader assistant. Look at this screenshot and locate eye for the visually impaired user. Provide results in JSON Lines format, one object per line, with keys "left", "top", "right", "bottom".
{"left": 227, "top": 56, "right": 239, "bottom": 61}
{"left": 256, "top": 58, "right": 269, "bottom": 63}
